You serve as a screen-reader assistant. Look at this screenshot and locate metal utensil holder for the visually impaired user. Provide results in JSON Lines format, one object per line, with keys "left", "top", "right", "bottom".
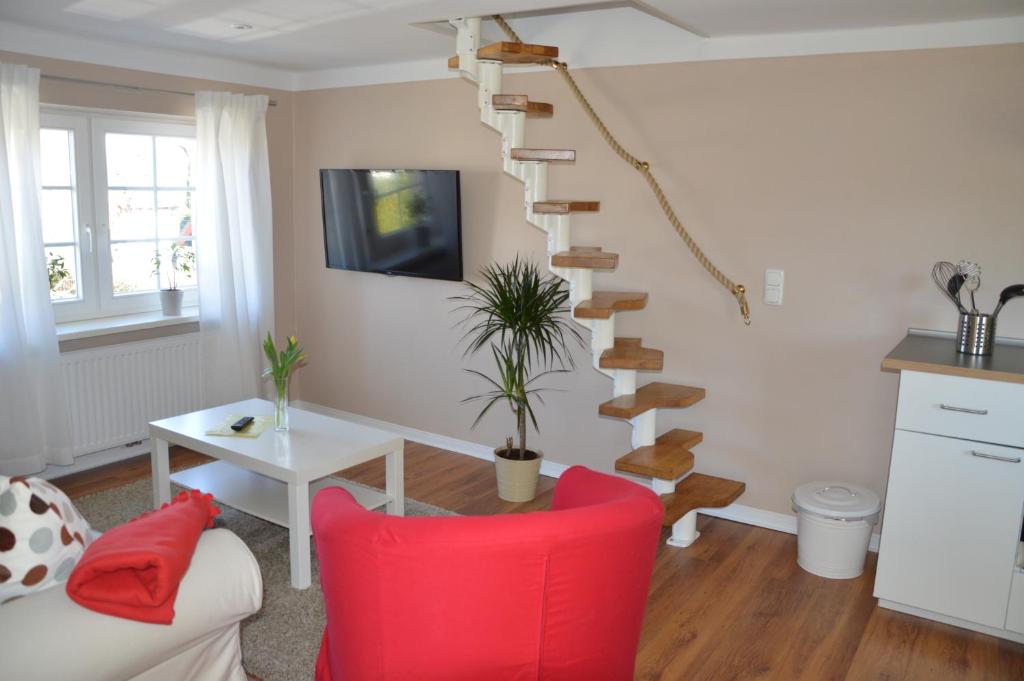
{"left": 957, "top": 312, "right": 995, "bottom": 356}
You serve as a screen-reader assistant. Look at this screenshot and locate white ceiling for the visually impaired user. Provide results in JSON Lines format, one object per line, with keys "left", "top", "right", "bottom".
{"left": 642, "top": 0, "right": 1024, "bottom": 36}
{"left": 0, "top": 0, "right": 1021, "bottom": 72}
{"left": 0, "top": 0, "right": 1021, "bottom": 90}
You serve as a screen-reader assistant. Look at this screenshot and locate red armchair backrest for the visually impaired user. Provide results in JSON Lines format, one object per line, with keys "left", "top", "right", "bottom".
{"left": 312, "top": 465, "right": 663, "bottom": 681}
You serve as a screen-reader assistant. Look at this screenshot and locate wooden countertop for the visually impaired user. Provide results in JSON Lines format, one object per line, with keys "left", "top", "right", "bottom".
{"left": 882, "top": 332, "right": 1024, "bottom": 385}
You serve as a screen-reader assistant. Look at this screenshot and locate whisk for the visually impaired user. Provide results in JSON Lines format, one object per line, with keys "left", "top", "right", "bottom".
{"left": 932, "top": 261, "right": 965, "bottom": 312}
{"left": 957, "top": 260, "right": 982, "bottom": 313}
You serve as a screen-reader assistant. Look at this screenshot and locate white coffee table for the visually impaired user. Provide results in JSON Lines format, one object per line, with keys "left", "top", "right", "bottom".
{"left": 149, "top": 398, "right": 404, "bottom": 589}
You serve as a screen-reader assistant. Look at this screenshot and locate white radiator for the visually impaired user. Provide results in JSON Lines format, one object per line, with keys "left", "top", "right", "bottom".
{"left": 61, "top": 334, "right": 202, "bottom": 456}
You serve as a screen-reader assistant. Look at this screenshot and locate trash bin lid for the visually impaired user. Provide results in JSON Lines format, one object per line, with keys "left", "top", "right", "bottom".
{"left": 792, "top": 481, "right": 880, "bottom": 520}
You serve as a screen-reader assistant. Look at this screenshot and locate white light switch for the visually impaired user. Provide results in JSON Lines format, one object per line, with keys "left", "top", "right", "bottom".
{"left": 764, "top": 269, "right": 784, "bottom": 305}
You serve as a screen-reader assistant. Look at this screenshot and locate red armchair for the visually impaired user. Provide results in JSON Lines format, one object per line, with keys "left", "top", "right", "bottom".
{"left": 311, "top": 465, "right": 663, "bottom": 681}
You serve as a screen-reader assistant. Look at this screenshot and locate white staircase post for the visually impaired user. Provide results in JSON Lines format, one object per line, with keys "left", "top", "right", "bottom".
{"left": 613, "top": 370, "right": 637, "bottom": 397}
{"left": 497, "top": 113, "right": 524, "bottom": 178}
{"left": 522, "top": 162, "right": 548, "bottom": 219}
{"left": 629, "top": 409, "right": 656, "bottom": 445}
{"left": 477, "top": 60, "right": 502, "bottom": 130}
{"left": 546, "top": 214, "right": 570, "bottom": 254}
{"left": 449, "top": 17, "right": 481, "bottom": 82}
{"left": 666, "top": 510, "right": 699, "bottom": 547}
{"left": 589, "top": 318, "right": 615, "bottom": 356}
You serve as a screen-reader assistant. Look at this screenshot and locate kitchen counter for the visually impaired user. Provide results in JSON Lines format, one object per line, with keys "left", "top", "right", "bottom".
{"left": 882, "top": 331, "right": 1024, "bottom": 385}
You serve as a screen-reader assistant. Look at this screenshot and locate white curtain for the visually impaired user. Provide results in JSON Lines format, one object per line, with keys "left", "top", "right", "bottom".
{"left": 0, "top": 63, "right": 72, "bottom": 475}
{"left": 195, "top": 92, "right": 274, "bottom": 406}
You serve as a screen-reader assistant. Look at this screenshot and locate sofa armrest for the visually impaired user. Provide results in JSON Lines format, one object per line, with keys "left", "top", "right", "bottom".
{"left": 0, "top": 528, "right": 262, "bottom": 681}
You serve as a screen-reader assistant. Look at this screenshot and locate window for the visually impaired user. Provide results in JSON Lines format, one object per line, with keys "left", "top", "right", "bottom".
{"left": 41, "top": 109, "right": 197, "bottom": 323}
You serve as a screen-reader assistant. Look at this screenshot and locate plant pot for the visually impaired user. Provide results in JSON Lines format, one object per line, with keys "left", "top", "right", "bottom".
{"left": 494, "top": 447, "right": 542, "bottom": 502}
{"left": 159, "top": 289, "right": 184, "bottom": 316}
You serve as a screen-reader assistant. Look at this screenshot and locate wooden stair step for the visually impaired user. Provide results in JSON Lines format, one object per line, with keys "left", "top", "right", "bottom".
{"left": 533, "top": 200, "right": 599, "bottom": 214}
{"left": 492, "top": 94, "right": 553, "bottom": 117}
{"left": 511, "top": 148, "right": 575, "bottom": 162}
{"left": 600, "top": 337, "right": 664, "bottom": 370}
{"left": 599, "top": 382, "right": 705, "bottom": 419}
{"left": 449, "top": 42, "right": 558, "bottom": 69}
{"left": 615, "top": 429, "right": 703, "bottom": 480}
{"left": 573, "top": 291, "right": 648, "bottom": 320}
{"left": 551, "top": 247, "right": 618, "bottom": 270}
{"left": 661, "top": 473, "right": 746, "bottom": 527}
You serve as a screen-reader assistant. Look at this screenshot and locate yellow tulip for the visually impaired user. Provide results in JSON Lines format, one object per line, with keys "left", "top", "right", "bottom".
{"left": 289, "top": 335, "right": 297, "bottom": 345}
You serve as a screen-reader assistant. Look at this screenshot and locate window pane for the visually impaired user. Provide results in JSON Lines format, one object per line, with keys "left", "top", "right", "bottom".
{"left": 41, "top": 189, "right": 75, "bottom": 243}
{"left": 109, "top": 190, "right": 156, "bottom": 241}
{"left": 157, "top": 239, "right": 196, "bottom": 290}
{"left": 45, "top": 246, "right": 78, "bottom": 301}
{"left": 105, "top": 133, "right": 153, "bottom": 186}
{"left": 155, "top": 137, "right": 195, "bottom": 187}
{"left": 111, "top": 241, "right": 158, "bottom": 295}
{"left": 41, "top": 128, "right": 73, "bottom": 187}
{"left": 156, "top": 190, "right": 193, "bottom": 239}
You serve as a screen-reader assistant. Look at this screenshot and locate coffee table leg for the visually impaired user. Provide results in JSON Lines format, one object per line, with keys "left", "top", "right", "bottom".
{"left": 151, "top": 436, "right": 171, "bottom": 508}
{"left": 386, "top": 445, "right": 404, "bottom": 516}
{"left": 287, "top": 482, "right": 312, "bottom": 589}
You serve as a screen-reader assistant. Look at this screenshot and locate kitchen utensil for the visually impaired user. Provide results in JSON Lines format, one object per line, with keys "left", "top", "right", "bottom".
{"left": 947, "top": 273, "right": 967, "bottom": 313}
{"left": 957, "top": 261, "right": 982, "bottom": 313}
{"left": 993, "top": 284, "right": 1024, "bottom": 319}
{"left": 957, "top": 312, "right": 995, "bottom": 356}
{"left": 931, "top": 261, "right": 962, "bottom": 311}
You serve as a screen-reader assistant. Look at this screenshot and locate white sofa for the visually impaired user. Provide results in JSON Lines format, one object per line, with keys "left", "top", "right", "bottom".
{"left": 0, "top": 528, "right": 262, "bottom": 681}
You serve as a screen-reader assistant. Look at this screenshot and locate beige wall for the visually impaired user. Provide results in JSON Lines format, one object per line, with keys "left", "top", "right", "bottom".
{"left": 0, "top": 51, "right": 297, "bottom": 337}
{"left": 291, "top": 45, "right": 1024, "bottom": 514}
{"left": 6, "top": 44, "right": 1022, "bottom": 515}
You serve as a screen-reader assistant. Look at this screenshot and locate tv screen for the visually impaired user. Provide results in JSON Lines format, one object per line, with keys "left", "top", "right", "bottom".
{"left": 321, "top": 169, "right": 463, "bottom": 281}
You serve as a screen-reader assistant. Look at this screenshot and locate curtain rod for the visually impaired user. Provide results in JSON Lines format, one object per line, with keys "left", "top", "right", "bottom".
{"left": 40, "top": 74, "right": 278, "bottom": 107}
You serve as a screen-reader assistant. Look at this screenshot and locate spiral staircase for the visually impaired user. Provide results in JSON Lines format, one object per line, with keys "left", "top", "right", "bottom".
{"left": 449, "top": 20, "right": 745, "bottom": 547}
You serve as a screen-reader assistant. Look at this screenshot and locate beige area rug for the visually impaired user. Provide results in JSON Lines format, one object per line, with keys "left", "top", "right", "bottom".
{"left": 73, "top": 476, "right": 458, "bottom": 681}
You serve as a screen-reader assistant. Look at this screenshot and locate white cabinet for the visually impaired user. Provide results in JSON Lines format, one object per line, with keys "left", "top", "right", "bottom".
{"left": 875, "top": 430, "right": 1024, "bottom": 628}
{"left": 875, "top": 369, "right": 1024, "bottom": 640}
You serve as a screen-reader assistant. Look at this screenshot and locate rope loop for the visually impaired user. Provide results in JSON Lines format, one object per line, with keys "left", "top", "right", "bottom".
{"left": 492, "top": 14, "right": 750, "bottom": 325}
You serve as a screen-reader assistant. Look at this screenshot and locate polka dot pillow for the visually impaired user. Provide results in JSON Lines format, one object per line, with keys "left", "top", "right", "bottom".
{"left": 0, "top": 476, "right": 92, "bottom": 604}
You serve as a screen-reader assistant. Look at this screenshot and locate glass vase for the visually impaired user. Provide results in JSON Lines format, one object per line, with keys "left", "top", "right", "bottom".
{"left": 274, "top": 377, "right": 289, "bottom": 432}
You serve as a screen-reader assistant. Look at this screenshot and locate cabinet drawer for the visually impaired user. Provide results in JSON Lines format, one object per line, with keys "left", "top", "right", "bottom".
{"left": 895, "top": 371, "right": 1024, "bottom": 447}
{"left": 875, "top": 430, "right": 1024, "bottom": 628}
{"left": 1008, "top": 567, "right": 1024, "bottom": 635}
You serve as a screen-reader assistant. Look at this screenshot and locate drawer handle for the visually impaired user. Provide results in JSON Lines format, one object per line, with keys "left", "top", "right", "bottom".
{"left": 970, "top": 450, "right": 1021, "bottom": 464}
{"left": 939, "top": 403, "right": 988, "bottom": 415}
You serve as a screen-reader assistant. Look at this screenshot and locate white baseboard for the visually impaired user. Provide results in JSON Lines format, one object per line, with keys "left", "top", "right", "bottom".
{"left": 38, "top": 440, "right": 151, "bottom": 480}
{"left": 293, "top": 400, "right": 571, "bottom": 480}
{"left": 699, "top": 502, "right": 881, "bottom": 552}
{"left": 293, "top": 400, "right": 878, "bottom": 550}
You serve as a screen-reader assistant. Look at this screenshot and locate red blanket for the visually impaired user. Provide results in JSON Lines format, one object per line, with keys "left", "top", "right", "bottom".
{"left": 67, "top": 489, "right": 220, "bottom": 624}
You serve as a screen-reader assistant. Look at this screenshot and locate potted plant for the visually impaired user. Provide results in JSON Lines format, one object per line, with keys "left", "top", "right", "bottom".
{"left": 151, "top": 241, "right": 195, "bottom": 316}
{"left": 262, "top": 333, "right": 306, "bottom": 432}
{"left": 47, "top": 251, "right": 71, "bottom": 297}
{"left": 452, "top": 258, "right": 583, "bottom": 501}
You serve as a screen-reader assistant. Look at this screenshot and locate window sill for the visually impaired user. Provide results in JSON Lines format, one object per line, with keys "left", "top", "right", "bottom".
{"left": 57, "top": 307, "right": 199, "bottom": 341}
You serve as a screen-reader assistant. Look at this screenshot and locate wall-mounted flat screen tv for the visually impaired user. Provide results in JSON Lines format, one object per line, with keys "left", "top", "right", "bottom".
{"left": 321, "top": 169, "right": 462, "bottom": 281}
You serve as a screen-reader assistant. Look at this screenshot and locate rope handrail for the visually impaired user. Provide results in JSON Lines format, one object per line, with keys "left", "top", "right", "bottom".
{"left": 492, "top": 14, "right": 750, "bottom": 325}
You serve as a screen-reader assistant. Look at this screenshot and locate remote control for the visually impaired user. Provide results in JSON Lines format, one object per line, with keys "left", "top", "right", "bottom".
{"left": 230, "top": 416, "right": 255, "bottom": 432}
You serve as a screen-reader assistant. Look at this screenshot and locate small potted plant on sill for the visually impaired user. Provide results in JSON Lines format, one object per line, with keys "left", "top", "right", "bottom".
{"left": 47, "top": 251, "right": 71, "bottom": 297}
{"left": 452, "top": 258, "right": 583, "bottom": 502}
{"left": 151, "top": 241, "right": 195, "bottom": 316}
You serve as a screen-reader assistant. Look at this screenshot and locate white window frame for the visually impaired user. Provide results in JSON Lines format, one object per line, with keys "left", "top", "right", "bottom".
{"left": 41, "top": 112, "right": 93, "bottom": 322}
{"left": 42, "top": 106, "right": 197, "bottom": 323}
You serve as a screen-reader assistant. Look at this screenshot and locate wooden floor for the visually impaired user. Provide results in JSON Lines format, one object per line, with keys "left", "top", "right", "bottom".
{"left": 55, "top": 442, "right": 1024, "bottom": 681}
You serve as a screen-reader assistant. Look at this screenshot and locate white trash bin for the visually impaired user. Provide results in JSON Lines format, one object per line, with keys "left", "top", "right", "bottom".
{"left": 792, "top": 481, "right": 880, "bottom": 579}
